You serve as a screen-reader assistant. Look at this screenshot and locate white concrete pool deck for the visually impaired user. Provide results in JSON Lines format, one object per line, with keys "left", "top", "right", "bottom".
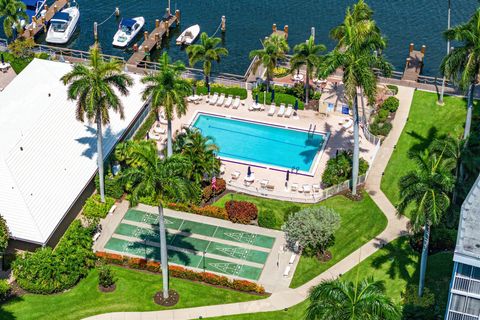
{"left": 150, "top": 93, "right": 377, "bottom": 202}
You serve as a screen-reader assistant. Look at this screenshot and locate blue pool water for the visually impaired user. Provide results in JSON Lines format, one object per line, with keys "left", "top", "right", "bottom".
{"left": 192, "top": 114, "right": 326, "bottom": 172}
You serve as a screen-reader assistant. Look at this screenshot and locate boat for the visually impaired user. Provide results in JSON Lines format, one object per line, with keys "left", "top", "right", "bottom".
{"left": 19, "top": 0, "right": 46, "bottom": 28}
{"left": 176, "top": 24, "right": 200, "bottom": 45}
{"left": 112, "top": 17, "right": 145, "bottom": 48}
{"left": 45, "top": 7, "right": 80, "bottom": 44}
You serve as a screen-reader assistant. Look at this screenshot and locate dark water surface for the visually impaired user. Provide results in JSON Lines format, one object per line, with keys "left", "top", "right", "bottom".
{"left": 6, "top": 0, "right": 480, "bottom": 75}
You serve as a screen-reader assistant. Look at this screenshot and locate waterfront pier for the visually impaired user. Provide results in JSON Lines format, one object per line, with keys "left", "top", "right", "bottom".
{"left": 402, "top": 43, "right": 425, "bottom": 82}
{"left": 22, "top": 0, "right": 69, "bottom": 39}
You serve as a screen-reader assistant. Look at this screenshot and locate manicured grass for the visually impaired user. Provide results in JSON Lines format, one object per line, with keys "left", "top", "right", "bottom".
{"left": 381, "top": 91, "right": 467, "bottom": 215}
{"left": 213, "top": 193, "right": 388, "bottom": 288}
{"left": 2, "top": 52, "right": 33, "bottom": 74}
{"left": 208, "top": 300, "right": 309, "bottom": 320}
{"left": 0, "top": 265, "right": 263, "bottom": 320}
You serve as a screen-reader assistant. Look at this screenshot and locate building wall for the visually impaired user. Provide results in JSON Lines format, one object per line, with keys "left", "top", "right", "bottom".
{"left": 446, "top": 262, "right": 480, "bottom": 320}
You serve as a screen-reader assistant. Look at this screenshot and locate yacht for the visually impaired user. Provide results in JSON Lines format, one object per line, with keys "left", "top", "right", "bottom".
{"left": 112, "top": 17, "right": 145, "bottom": 48}
{"left": 45, "top": 7, "right": 80, "bottom": 44}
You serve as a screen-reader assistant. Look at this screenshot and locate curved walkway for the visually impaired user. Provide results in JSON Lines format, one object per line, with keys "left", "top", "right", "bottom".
{"left": 86, "top": 86, "right": 415, "bottom": 320}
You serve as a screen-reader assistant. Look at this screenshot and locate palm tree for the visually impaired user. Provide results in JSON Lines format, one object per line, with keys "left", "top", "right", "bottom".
{"left": 0, "top": 0, "right": 27, "bottom": 39}
{"left": 141, "top": 52, "right": 192, "bottom": 157}
{"left": 62, "top": 44, "right": 133, "bottom": 202}
{"left": 318, "top": 0, "right": 392, "bottom": 196}
{"left": 249, "top": 35, "right": 289, "bottom": 92}
{"left": 290, "top": 35, "right": 326, "bottom": 104}
{"left": 306, "top": 277, "right": 400, "bottom": 320}
{"left": 441, "top": 7, "right": 480, "bottom": 139}
{"left": 186, "top": 32, "right": 228, "bottom": 90}
{"left": 398, "top": 151, "right": 455, "bottom": 296}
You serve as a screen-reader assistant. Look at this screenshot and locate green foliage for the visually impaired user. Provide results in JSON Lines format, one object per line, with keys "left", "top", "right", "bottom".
{"left": 133, "top": 110, "right": 157, "bottom": 141}
{"left": 273, "top": 66, "right": 289, "bottom": 78}
{"left": 411, "top": 226, "right": 457, "bottom": 253}
{"left": 402, "top": 284, "right": 438, "bottom": 319}
{"left": 282, "top": 206, "right": 340, "bottom": 255}
{"left": 0, "top": 51, "right": 33, "bottom": 73}
{"left": 312, "top": 91, "right": 322, "bottom": 100}
{"left": 0, "top": 279, "right": 11, "bottom": 301}
{"left": 370, "top": 120, "right": 393, "bottom": 136}
{"left": 195, "top": 84, "right": 247, "bottom": 100}
{"left": 225, "top": 201, "right": 258, "bottom": 224}
{"left": 0, "top": 214, "right": 9, "bottom": 253}
{"left": 7, "top": 38, "right": 34, "bottom": 59}
{"left": 186, "top": 32, "right": 229, "bottom": 81}
{"left": 98, "top": 265, "right": 116, "bottom": 288}
{"left": 387, "top": 84, "right": 399, "bottom": 95}
{"left": 382, "top": 96, "right": 400, "bottom": 112}
{"left": 252, "top": 89, "right": 305, "bottom": 110}
{"left": 322, "top": 151, "right": 369, "bottom": 187}
{"left": 13, "top": 221, "right": 95, "bottom": 294}
{"left": 258, "top": 211, "right": 278, "bottom": 229}
{"left": 202, "top": 178, "right": 227, "bottom": 203}
{"left": 82, "top": 194, "right": 116, "bottom": 220}
{"left": 95, "top": 174, "right": 124, "bottom": 199}
{"left": 377, "top": 108, "right": 389, "bottom": 122}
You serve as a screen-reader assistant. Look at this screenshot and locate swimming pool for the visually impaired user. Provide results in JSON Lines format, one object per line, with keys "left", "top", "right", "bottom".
{"left": 192, "top": 113, "right": 327, "bottom": 173}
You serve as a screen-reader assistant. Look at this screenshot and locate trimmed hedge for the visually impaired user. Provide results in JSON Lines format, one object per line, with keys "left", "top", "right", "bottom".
{"left": 381, "top": 96, "right": 400, "bottom": 113}
{"left": 133, "top": 110, "right": 157, "bottom": 141}
{"left": 402, "top": 284, "right": 438, "bottom": 319}
{"left": 258, "top": 211, "right": 278, "bottom": 229}
{"left": 167, "top": 202, "right": 228, "bottom": 220}
{"left": 386, "top": 84, "right": 399, "bottom": 95}
{"left": 196, "top": 83, "right": 248, "bottom": 100}
{"left": 225, "top": 200, "right": 258, "bottom": 224}
{"left": 95, "top": 174, "right": 124, "bottom": 199}
{"left": 252, "top": 90, "right": 305, "bottom": 110}
{"left": 82, "top": 194, "right": 116, "bottom": 220}
{"left": 95, "top": 251, "right": 265, "bottom": 294}
{"left": 369, "top": 120, "right": 392, "bottom": 136}
{"left": 0, "top": 214, "right": 9, "bottom": 253}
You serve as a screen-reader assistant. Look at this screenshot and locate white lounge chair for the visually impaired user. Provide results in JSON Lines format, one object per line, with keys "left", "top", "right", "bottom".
{"left": 224, "top": 95, "right": 233, "bottom": 108}
{"left": 209, "top": 93, "right": 219, "bottom": 105}
{"left": 244, "top": 173, "right": 255, "bottom": 184}
{"left": 289, "top": 253, "right": 296, "bottom": 264}
{"left": 312, "top": 184, "right": 321, "bottom": 193}
{"left": 260, "top": 179, "right": 269, "bottom": 188}
{"left": 216, "top": 93, "right": 225, "bottom": 106}
{"left": 277, "top": 104, "right": 286, "bottom": 117}
{"left": 220, "top": 164, "right": 226, "bottom": 175}
{"left": 290, "top": 183, "right": 299, "bottom": 192}
{"left": 232, "top": 96, "right": 241, "bottom": 109}
{"left": 302, "top": 184, "right": 311, "bottom": 193}
{"left": 153, "top": 126, "right": 166, "bottom": 134}
{"left": 283, "top": 265, "right": 291, "bottom": 277}
{"left": 284, "top": 105, "right": 293, "bottom": 118}
{"left": 268, "top": 104, "right": 276, "bottom": 116}
{"left": 343, "top": 118, "right": 353, "bottom": 129}
{"left": 159, "top": 111, "right": 168, "bottom": 125}
{"left": 231, "top": 171, "right": 241, "bottom": 180}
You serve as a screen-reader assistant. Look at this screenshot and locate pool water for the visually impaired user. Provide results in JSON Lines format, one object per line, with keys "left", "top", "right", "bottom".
{"left": 192, "top": 114, "right": 326, "bottom": 172}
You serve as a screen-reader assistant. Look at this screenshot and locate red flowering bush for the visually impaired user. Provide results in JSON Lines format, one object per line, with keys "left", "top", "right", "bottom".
{"left": 167, "top": 203, "right": 228, "bottom": 220}
{"left": 225, "top": 201, "right": 258, "bottom": 224}
{"left": 202, "top": 178, "right": 227, "bottom": 202}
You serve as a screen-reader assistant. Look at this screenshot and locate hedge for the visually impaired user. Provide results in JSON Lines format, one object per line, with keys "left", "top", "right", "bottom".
{"left": 95, "top": 174, "right": 124, "bottom": 199}
{"left": 322, "top": 151, "right": 369, "bottom": 187}
{"left": 0, "top": 280, "right": 11, "bottom": 302}
{"left": 225, "top": 200, "right": 258, "bottom": 224}
{"left": 82, "top": 194, "right": 116, "bottom": 220}
{"left": 196, "top": 83, "right": 248, "bottom": 100}
{"left": 381, "top": 96, "right": 400, "bottom": 113}
{"left": 252, "top": 90, "right": 305, "bottom": 110}
{"left": 133, "top": 110, "right": 157, "bottom": 141}
{"left": 167, "top": 202, "right": 228, "bottom": 220}
{"left": 202, "top": 178, "right": 227, "bottom": 203}
{"left": 95, "top": 251, "right": 265, "bottom": 294}
{"left": 386, "top": 84, "right": 399, "bottom": 95}
{"left": 0, "top": 214, "right": 9, "bottom": 253}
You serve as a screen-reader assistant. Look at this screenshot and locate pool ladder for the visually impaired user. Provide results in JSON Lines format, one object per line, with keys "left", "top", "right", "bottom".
{"left": 307, "top": 124, "right": 316, "bottom": 138}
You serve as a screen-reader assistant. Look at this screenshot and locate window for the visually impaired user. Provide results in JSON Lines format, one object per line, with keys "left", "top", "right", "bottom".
{"left": 450, "top": 294, "right": 466, "bottom": 312}
{"left": 465, "top": 297, "right": 480, "bottom": 316}
{"left": 458, "top": 263, "right": 473, "bottom": 277}
{"left": 472, "top": 266, "right": 480, "bottom": 280}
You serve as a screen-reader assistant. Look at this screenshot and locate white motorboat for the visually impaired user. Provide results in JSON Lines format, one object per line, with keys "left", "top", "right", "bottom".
{"left": 176, "top": 24, "right": 200, "bottom": 45}
{"left": 19, "top": 0, "right": 46, "bottom": 28}
{"left": 112, "top": 17, "right": 145, "bottom": 48}
{"left": 45, "top": 7, "right": 80, "bottom": 44}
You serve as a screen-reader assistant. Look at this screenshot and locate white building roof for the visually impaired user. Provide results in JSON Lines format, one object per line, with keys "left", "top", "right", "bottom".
{"left": 0, "top": 58, "right": 146, "bottom": 244}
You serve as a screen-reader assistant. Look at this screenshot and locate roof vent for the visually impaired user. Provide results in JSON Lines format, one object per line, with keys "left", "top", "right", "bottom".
{"left": 20, "top": 147, "right": 23, "bottom": 151}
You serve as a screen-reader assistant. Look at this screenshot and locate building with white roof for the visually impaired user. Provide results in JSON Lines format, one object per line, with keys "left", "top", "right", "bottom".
{"left": 0, "top": 58, "right": 149, "bottom": 245}
{"left": 445, "top": 173, "right": 480, "bottom": 320}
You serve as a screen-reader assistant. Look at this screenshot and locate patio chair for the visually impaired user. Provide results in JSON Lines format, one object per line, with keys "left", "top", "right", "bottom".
{"left": 232, "top": 96, "right": 241, "bottom": 109}
{"left": 209, "top": 93, "right": 219, "bottom": 105}
{"left": 312, "top": 184, "right": 321, "bottom": 193}
{"left": 343, "top": 118, "right": 353, "bottom": 129}
{"left": 216, "top": 93, "right": 225, "bottom": 106}
{"left": 266, "top": 184, "right": 275, "bottom": 191}
{"left": 277, "top": 104, "right": 286, "bottom": 117}
{"left": 224, "top": 95, "right": 233, "bottom": 108}
{"left": 153, "top": 126, "right": 166, "bottom": 134}
{"left": 290, "top": 183, "right": 299, "bottom": 192}
{"left": 284, "top": 105, "right": 293, "bottom": 118}
{"left": 231, "top": 171, "right": 241, "bottom": 180}
{"left": 268, "top": 104, "right": 276, "bottom": 116}
{"left": 220, "top": 164, "right": 226, "bottom": 175}
{"left": 302, "top": 184, "right": 312, "bottom": 193}
{"left": 260, "top": 179, "right": 269, "bottom": 188}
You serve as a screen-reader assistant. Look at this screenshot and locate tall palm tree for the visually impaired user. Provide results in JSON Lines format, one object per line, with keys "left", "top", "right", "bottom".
{"left": 186, "top": 32, "right": 229, "bottom": 90}
{"left": 319, "top": 0, "right": 392, "bottom": 196}
{"left": 62, "top": 44, "right": 133, "bottom": 202}
{"left": 120, "top": 140, "right": 199, "bottom": 206}
{"left": 441, "top": 7, "right": 480, "bottom": 139}
{"left": 398, "top": 151, "right": 455, "bottom": 296}
{"left": 306, "top": 277, "right": 400, "bottom": 320}
{"left": 290, "top": 35, "right": 326, "bottom": 104}
{"left": 0, "top": 0, "right": 27, "bottom": 39}
{"left": 141, "top": 52, "right": 192, "bottom": 157}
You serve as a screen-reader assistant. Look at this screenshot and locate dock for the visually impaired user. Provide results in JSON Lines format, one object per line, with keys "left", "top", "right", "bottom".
{"left": 126, "top": 12, "right": 179, "bottom": 66}
{"left": 402, "top": 43, "right": 425, "bottom": 82}
{"left": 22, "top": 0, "right": 68, "bottom": 39}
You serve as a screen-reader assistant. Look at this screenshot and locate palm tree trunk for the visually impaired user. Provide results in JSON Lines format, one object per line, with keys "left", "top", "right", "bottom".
{"left": 205, "top": 74, "right": 210, "bottom": 94}
{"left": 266, "top": 70, "right": 271, "bottom": 92}
{"left": 418, "top": 222, "right": 430, "bottom": 297}
{"left": 96, "top": 115, "right": 106, "bottom": 203}
{"left": 167, "top": 119, "right": 173, "bottom": 157}
{"left": 305, "top": 67, "right": 310, "bottom": 105}
{"left": 463, "top": 82, "right": 475, "bottom": 140}
{"left": 351, "top": 95, "right": 360, "bottom": 195}
{"left": 158, "top": 204, "right": 169, "bottom": 299}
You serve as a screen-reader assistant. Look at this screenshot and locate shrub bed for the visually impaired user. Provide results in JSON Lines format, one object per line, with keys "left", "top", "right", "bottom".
{"left": 202, "top": 178, "right": 227, "bottom": 203}
{"left": 95, "top": 174, "right": 125, "bottom": 199}
{"left": 95, "top": 252, "right": 265, "bottom": 294}
{"left": 252, "top": 89, "right": 305, "bottom": 110}
{"left": 196, "top": 83, "right": 248, "bottom": 100}
{"left": 386, "top": 84, "right": 399, "bottom": 95}
{"left": 82, "top": 194, "right": 116, "bottom": 220}
{"left": 0, "top": 280, "right": 11, "bottom": 302}
{"left": 322, "top": 151, "right": 369, "bottom": 187}
{"left": 133, "top": 110, "right": 157, "bottom": 141}
{"left": 402, "top": 284, "right": 439, "bottom": 319}
{"left": 225, "top": 200, "right": 258, "bottom": 224}
{"left": 13, "top": 221, "right": 95, "bottom": 294}
{"left": 167, "top": 202, "right": 228, "bottom": 220}
{"left": 370, "top": 96, "right": 399, "bottom": 137}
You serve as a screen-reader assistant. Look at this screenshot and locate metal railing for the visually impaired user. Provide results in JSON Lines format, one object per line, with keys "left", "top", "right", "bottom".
{"left": 34, "top": 43, "right": 125, "bottom": 62}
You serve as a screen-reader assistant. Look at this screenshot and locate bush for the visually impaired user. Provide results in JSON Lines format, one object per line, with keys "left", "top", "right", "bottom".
{"left": 322, "top": 151, "right": 369, "bottom": 187}
{"left": 377, "top": 108, "right": 389, "bottom": 122}
{"left": 196, "top": 83, "right": 248, "bottom": 100}
{"left": 273, "top": 67, "right": 289, "bottom": 78}
{"left": 258, "top": 211, "right": 278, "bottom": 229}
{"left": 252, "top": 89, "right": 305, "bottom": 110}
{"left": 0, "top": 280, "right": 11, "bottom": 301}
{"left": 167, "top": 202, "right": 228, "bottom": 220}
{"left": 0, "top": 214, "right": 9, "bottom": 253}
{"left": 13, "top": 221, "right": 95, "bottom": 294}
{"left": 381, "top": 96, "right": 400, "bottom": 113}
{"left": 386, "top": 84, "right": 399, "bottom": 95}
{"left": 312, "top": 91, "right": 322, "bottom": 100}
{"left": 82, "top": 194, "right": 116, "bottom": 220}
{"left": 95, "top": 174, "right": 124, "bottom": 199}
{"left": 225, "top": 201, "right": 258, "bottom": 224}
{"left": 369, "top": 120, "right": 393, "bottom": 137}
{"left": 98, "top": 265, "right": 116, "bottom": 288}
{"left": 202, "top": 178, "right": 227, "bottom": 203}
{"left": 133, "top": 110, "right": 157, "bottom": 141}
{"left": 402, "top": 284, "right": 438, "bottom": 319}
{"left": 410, "top": 226, "right": 457, "bottom": 254}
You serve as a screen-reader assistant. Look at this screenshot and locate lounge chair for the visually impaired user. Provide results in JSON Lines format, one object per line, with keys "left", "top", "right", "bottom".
{"left": 260, "top": 179, "right": 269, "bottom": 188}
{"left": 266, "top": 184, "right": 275, "bottom": 191}
{"left": 209, "top": 93, "right": 219, "bottom": 105}
{"left": 224, "top": 95, "right": 233, "bottom": 108}
{"left": 284, "top": 105, "right": 293, "bottom": 118}
{"left": 220, "top": 164, "right": 226, "bottom": 175}
{"left": 290, "top": 183, "right": 299, "bottom": 192}
{"left": 302, "top": 184, "right": 311, "bottom": 193}
{"left": 312, "top": 184, "right": 321, "bottom": 193}
{"left": 150, "top": 132, "right": 162, "bottom": 140}
{"left": 153, "top": 126, "right": 166, "bottom": 134}
{"left": 231, "top": 171, "right": 241, "bottom": 180}
{"left": 268, "top": 104, "right": 276, "bottom": 116}
{"left": 343, "top": 118, "right": 353, "bottom": 129}
{"left": 159, "top": 111, "right": 168, "bottom": 125}
{"left": 216, "top": 93, "right": 225, "bottom": 106}
{"left": 232, "top": 96, "right": 241, "bottom": 109}
{"left": 277, "top": 104, "right": 286, "bottom": 117}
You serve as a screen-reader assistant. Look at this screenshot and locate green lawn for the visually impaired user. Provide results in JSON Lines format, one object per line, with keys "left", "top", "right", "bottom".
{"left": 0, "top": 266, "right": 263, "bottom": 320}
{"left": 2, "top": 52, "right": 33, "bottom": 74}
{"left": 208, "top": 238, "right": 454, "bottom": 319}
{"left": 213, "top": 193, "right": 388, "bottom": 288}
{"left": 381, "top": 91, "right": 467, "bottom": 215}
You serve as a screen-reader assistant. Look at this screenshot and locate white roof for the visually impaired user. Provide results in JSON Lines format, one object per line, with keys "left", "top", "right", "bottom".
{"left": 0, "top": 59, "right": 145, "bottom": 244}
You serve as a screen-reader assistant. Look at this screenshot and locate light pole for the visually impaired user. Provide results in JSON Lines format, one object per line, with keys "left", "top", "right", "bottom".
{"left": 438, "top": 0, "right": 451, "bottom": 105}
{"left": 158, "top": 203, "right": 169, "bottom": 299}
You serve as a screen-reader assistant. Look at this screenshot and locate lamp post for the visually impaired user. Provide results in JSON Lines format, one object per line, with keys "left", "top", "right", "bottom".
{"left": 438, "top": 0, "right": 451, "bottom": 105}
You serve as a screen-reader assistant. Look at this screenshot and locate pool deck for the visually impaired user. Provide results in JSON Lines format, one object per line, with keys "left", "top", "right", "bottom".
{"left": 150, "top": 91, "right": 378, "bottom": 202}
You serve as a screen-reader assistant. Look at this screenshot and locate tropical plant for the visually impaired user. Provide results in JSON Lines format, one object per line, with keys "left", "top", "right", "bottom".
{"left": 119, "top": 140, "right": 200, "bottom": 206}
{"left": 397, "top": 150, "right": 455, "bottom": 296}
{"left": 0, "top": 0, "right": 27, "bottom": 38}
{"left": 186, "top": 32, "right": 229, "bottom": 89}
{"left": 0, "top": 214, "right": 9, "bottom": 271}
{"left": 249, "top": 35, "right": 289, "bottom": 91}
{"left": 441, "top": 8, "right": 480, "bottom": 139}
{"left": 282, "top": 207, "right": 340, "bottom": 257}
{"left": 98, "top": 265, "right": 116, "bottom": 288}
{"left": 322, "top": 150, "right": 369, "bottom": 187}
{"left": 290, "top": 35, "right": 326, "bottom": 104}
{"left": 61, "top": 44, "right": 133, "bottom": 202}
{"left": 7, "top": 37, "right": 34, "bottom": 58}
{"left": 141, "top": 52, "right": 192, "bottom": 157}
{"left": 318, "top": 0, "right": 392, "bottom": 196}
{"left": 306, "top": 276, "right": 401, "bottom": 320}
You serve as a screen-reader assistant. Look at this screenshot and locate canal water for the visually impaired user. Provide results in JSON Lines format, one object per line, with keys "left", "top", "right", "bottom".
{"left": 3, "top": 0, "right": 478, "bottom": 76}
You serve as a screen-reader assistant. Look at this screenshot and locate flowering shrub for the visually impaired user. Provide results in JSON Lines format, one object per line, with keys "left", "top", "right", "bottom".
{"left": 225, "top": 201, "right": 258, "bottom": 224}
{"left": 167, "top": 203, "right": 228, "bottom": 220}
{"left": 202, "top": 178, "right": 227, "bottom": 203}
{"left": 96, "top": 252, "right": 265, "bottom": 294}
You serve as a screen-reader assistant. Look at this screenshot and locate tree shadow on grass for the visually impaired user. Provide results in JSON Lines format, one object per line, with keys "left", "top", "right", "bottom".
{"left": 406, "top": 127, "right": 438, "bottom": 157}
{"left": 371, "top": 237, "right": 418, "bottom": 282}
{"left": 0, "top": 296, "right": 21, "bottom": 320}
